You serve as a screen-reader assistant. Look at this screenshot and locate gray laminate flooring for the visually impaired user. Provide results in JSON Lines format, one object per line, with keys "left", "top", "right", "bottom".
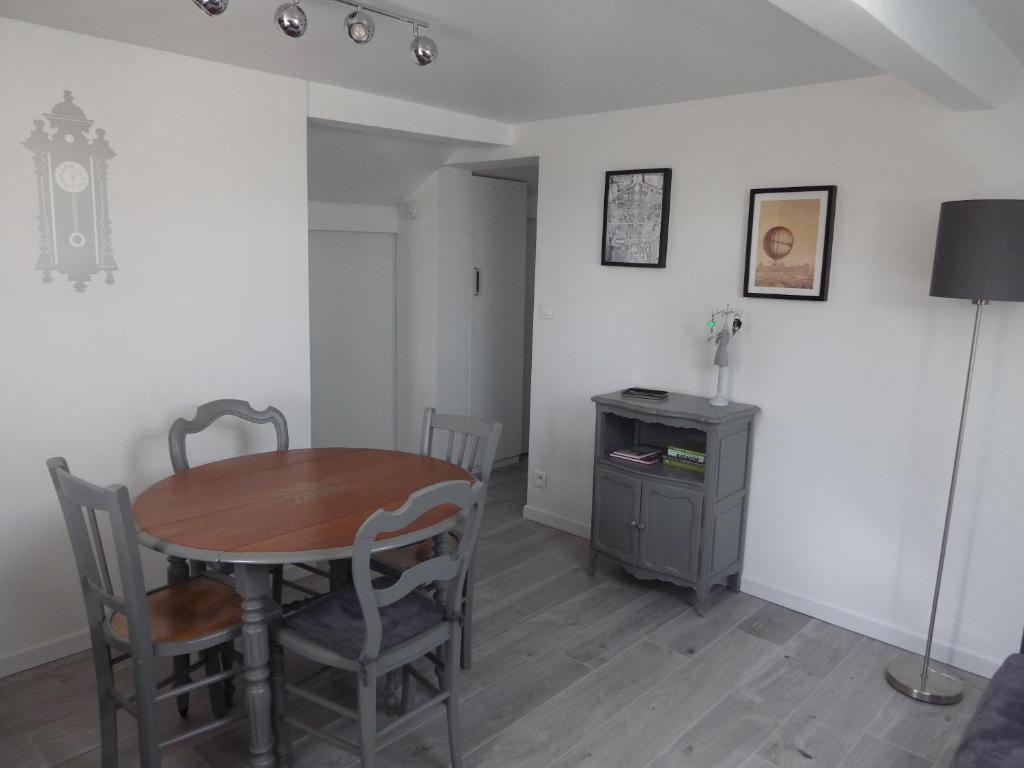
{"left": 0, "top": 462, "right": 989, "bottom": 768}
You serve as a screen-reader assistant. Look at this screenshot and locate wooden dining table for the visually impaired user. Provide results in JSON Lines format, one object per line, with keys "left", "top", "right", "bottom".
{"left": 133, "top": 447, "right": 474, "bottom": 768}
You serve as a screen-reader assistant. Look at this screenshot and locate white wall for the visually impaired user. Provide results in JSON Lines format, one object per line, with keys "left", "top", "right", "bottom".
{"left": 396, "top": 173, "right": 440, "bottom": 452}
{"left": 451, "top": 75, "right": 1024, "bottom": 677}
{"left": 309, "top": 202, "right": 400, "bottom": 234}
{"left": 0, "top": 19, "right": 311, "bottom": 676}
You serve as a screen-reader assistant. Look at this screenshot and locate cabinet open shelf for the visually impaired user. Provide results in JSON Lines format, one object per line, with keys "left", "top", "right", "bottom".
{"left": 598, "top": 455, "right": 705, "bottom": 487}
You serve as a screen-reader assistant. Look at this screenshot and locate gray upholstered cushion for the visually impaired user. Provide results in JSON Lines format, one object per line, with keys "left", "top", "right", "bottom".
{"left": 286, "top": 582, "right": 445, "bottom": 660}
{"left": 953, "top": 654, "right": 1024, "bottom": 768}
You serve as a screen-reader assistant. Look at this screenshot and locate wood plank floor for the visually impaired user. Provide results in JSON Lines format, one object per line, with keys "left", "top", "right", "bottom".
{"left": 0, "top": 462, "right": 989, "bottom": 768}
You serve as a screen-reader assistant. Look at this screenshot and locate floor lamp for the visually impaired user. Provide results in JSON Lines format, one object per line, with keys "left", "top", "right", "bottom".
{"left": 885, "top": 199, "right": 1024, "bottom": 705}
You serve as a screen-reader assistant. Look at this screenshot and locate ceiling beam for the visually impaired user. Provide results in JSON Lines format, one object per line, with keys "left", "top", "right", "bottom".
{"left": 765, "top": 0, "right": 1021, "bottom": 110}
{"left": 307, "top": 81, "right": 514, "bottom": 147}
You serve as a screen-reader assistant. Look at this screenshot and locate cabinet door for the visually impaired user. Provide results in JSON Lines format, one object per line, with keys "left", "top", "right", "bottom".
{"left": 638, "top": 480, "right": 702, "bottom": 581}
{"left": 592, "top": 467, "right": 640, "bottom": 564}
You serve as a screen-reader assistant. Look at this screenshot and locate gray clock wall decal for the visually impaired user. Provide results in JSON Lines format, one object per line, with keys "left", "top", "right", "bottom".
{"left": 23, "top": 91, "right": 117, "bottom": 293}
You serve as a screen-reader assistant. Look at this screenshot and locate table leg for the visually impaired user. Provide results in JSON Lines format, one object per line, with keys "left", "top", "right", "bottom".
{"left": 235, "top": 564, "right": 276, "bottom": 768}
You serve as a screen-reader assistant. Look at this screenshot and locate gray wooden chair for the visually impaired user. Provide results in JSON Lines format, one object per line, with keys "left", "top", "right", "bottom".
{"left": 47, "top": 457, "right": 245, "bottom": 768}
{"left": 166, "top": 398, "right": 328, "bottom": 716}
{"left": 373, "top": 407, "right": 501, "bottom": 669}
{"left": 272, "top": 479, "right": 487, "bottom": 768}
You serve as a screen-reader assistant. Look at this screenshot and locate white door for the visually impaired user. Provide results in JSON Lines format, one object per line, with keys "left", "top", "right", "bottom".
{"left": 309, "top": 230, "right": 395, "bottom": 449}
{"left": 471, "top": 176, "right": 528, "bottom": 462}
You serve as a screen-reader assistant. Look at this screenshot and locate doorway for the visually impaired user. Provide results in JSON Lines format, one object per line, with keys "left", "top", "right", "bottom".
{"left": 469, "top": 160, "right": 538, "bottom": 465}
{"left": 308, "top": 230, "right": 396, "bottom": 449}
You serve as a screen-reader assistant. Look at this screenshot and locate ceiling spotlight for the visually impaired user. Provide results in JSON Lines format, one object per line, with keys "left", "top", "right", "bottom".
{"left": 193, "top": 0, "right": 229, "bottom": 15}
{"left": 346, "top": 7, "right": 375, "bottom": 44}
{"left": 275, "top": 2, "right": 307, "bottom": 37}
{"left": 410, "top": 25, "right": 437, "bottom": 65}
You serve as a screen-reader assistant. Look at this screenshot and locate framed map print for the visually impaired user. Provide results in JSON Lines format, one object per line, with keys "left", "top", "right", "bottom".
{"left": 601, "top": 168, "right": 672, "bottom": 268}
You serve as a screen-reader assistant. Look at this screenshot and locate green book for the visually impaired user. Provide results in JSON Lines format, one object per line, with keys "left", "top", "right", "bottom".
{"left": 663, "top": 457, "right": 705, "bottom": 473}
{"left": 666, "top": 446, "right": 705, "bottom": 464}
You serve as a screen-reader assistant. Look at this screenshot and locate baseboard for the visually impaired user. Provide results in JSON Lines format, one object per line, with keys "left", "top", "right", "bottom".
{"left": 492, "top": 455, "right": 523, "bottom": 470}
{"left": 523, "top": 504, "right": 590, "bottom": 539}
{"left": 742, "top": 576, "right": 1000, "bottom": 679}
{"left": 0, "top": 628, "right": 91, "bottom": 679}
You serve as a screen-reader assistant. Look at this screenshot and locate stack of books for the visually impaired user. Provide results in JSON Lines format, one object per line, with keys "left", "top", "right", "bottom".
{"left": 609, "top": 445, "right": 662, "bottom": 465}
{"left": 663, "top": 445, "right": 706, "bottom": 473}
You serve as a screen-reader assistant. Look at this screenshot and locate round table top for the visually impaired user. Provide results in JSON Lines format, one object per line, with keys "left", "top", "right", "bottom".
{"left": 133, "top": 448, "right": 474, "bottom": 565}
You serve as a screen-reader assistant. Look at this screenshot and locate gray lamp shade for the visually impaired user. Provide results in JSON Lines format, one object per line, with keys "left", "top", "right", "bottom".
{"left": 930, "top": 200, "right": 1024, "bottom": 302}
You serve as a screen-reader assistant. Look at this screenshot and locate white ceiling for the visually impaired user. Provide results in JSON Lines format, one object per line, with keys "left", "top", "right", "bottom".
{"left": 0, "top": 0, "right": 880, "bottom": 123}
{"left": 968, "top": 0, "right": 1024, "bottom": 64}
{"left": 307, "top": 122, "right": 453, "bottom": 204}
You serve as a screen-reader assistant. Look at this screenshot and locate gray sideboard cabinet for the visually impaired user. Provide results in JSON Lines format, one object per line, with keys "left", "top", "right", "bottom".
{"left": 589, "top": 390, "right": 759, "bottom": 615}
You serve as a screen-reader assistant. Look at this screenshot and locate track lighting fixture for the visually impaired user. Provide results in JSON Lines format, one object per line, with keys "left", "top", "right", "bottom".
{"left": 275, "top": 2, "right": 307, "bottom": 38}
{"left": 193, "top": 0, "right": 229, "bottom": 16}
{"left": 189, "top": 0, "right": 437, "bottom": 65}
{"left": 410, "top": 25, "right": 437, "bottom": 66}
{"left": 345, "top": 7, "right": 375, "bottom": 44}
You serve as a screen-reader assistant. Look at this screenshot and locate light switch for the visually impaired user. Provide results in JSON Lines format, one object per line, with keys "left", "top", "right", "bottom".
{"left": 539, "top": 303, "right": 554, "bottom": 320}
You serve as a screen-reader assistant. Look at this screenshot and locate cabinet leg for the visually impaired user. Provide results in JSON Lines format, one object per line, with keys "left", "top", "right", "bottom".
{"left": 694, "top": 586, "right": 710, "bottom": 617}
{"left": 727, "top": 572, "right": 742, "bottom": 593}
{"left": 586, "top": 551, "right": 598, "bottom": 577}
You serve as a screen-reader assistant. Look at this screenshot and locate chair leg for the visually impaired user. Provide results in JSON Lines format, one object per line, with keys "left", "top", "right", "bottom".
{"left": 93, "top": 647, "right": 119, "bottom": 768}
{"left": 329, "top": 559, "right": 349, "bottom": 591}
{"left": 357, "top": 665, "right": 378, "bottom": 768}
{"left": 221, "top": 645, "right": 235, "bottom": 708}
{"left": 400, "top": 665, "right": 412, "bottom": 715}
{"left": 445, "top": 628, "right": 464, "bottom": 768}
{"left": 172, "top": 654, "right": 191, "bottom": 719}
{"left": 385, "top": 671, "right": 400, "bottom": 716}
{"left": 167, "top": 556, "right": 191, "bottom": 719}
{"left": 270, "top": 640, "right": 292, "bottom": 767}
{"left": 203, "top": 650, "right": 227, "bottom": 718}
{"left": 272, "top": 565, "right": 283, "bottom": 606}
{"left": 134, "top": 657, "right": 162, "bottom": 768}
{"left": 460, "top": 572, "right": 475, "bottom": 671}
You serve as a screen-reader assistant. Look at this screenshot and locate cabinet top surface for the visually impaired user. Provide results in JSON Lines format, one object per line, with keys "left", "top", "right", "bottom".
{"left": 592, "top": 390, "right": 759, "bottom": 424}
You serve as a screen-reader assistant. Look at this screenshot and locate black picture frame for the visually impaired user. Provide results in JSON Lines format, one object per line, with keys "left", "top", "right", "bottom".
{"left": 601, "top": 168, "right": 672, "bottom": 268}
{"left": 743, "top": 185, "right": 837, "bottom": 301}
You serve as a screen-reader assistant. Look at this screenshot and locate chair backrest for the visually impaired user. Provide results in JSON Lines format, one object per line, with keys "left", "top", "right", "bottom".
{"left": 420, "top": 407, "right": 502, "bottom": 483}
{"left": 351, "top": 479, "right": 487, "bottom": 661}
{"left": 168, "top": 398, "right": 289, "bottom": 473}
{"left": 46, "top": 457, "right": 153, "bottom": 658}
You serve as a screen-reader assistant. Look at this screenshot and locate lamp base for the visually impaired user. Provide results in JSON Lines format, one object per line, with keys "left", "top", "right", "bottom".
{"left": 885, "top": 657, "right": 963, "bottom": 705}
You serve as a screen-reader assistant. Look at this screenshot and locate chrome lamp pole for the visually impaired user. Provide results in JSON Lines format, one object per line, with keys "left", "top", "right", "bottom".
{"left": 885, "top": 199, "right": 1024, "bottom": 705}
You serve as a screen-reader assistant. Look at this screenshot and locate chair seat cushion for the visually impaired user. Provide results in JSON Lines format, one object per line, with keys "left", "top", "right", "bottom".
{"left": 285, "top": 582, "right": 445, "bottom": 660}
{"left": 110, "top": 576, "right": 241, "bottom": 645}
{"left": 953, "top": 654, "right": 1024, "bottom": 768}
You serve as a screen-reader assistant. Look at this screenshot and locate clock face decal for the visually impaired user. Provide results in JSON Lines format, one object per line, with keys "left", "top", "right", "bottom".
{"left": 24, "top": 91, "right": 117, "bottom": 292}
{"left": 54, "top": 160, "right": 90, "bottom": 194}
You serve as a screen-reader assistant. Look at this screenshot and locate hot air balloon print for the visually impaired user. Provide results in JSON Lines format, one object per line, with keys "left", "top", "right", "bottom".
{"left": 743, "top": 186, "right": 837, "bottom": 301}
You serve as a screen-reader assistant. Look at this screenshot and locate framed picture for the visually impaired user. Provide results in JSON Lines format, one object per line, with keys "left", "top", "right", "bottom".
{"left": 601, "top": 168, "right": 672, "bottom": 268}
{"left": 743, "top": 185, "right": 837, "bottom": 300}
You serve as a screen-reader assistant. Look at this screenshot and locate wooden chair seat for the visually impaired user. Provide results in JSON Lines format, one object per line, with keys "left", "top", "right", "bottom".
{"left": 374, "top": 532, "right": 459, "bottom": 572}
{"left": 110, "top": 576, "right": 242, "bottom": 646}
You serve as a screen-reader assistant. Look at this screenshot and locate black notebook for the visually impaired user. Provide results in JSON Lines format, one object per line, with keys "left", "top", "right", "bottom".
{"left": 622, "top": 387, "right": 669, "bottom": 401}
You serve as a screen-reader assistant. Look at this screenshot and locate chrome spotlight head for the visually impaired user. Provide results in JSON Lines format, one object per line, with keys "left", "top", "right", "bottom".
{"left": 410, "top": 30, "right": 437, "bottom": 65}
{"left": 275, "top": 2, "right": 307, "bottom": 37}
{"left": 193, "top": 0, "right": 229, "bottom": 16}
{"left": 346, "top": 8, "right": 375, "bottom": 44}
